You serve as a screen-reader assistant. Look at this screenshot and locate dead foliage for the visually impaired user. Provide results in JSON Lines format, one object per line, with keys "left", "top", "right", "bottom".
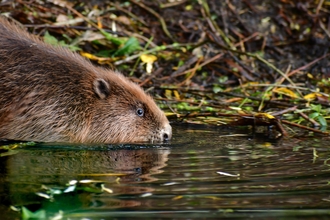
{"left": 1, "top": 0, "right": 330, "bottom": 137}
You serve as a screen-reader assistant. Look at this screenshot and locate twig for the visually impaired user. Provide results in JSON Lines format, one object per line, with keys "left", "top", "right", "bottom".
{"left": 200, "top": 0, "right": 234, "bottom": 48}
{"left": 319, "top": 20, "right": 330, "bottom": 39}
{"left": 255, "top": 55, "right": 298, "bottom": 91}
{"left": 130, "top": 0, "right": 174, "bottom": 41}
{"left": 206, "top": 32, "right": 300, "bottom": 93}
{"left": 47, "top": 0, "right": 100, "bottom": 30}
{"left": 297, "top": 112, "right": 320, "bottom": 128}
{"left": 316, "top": 0, "right": 325, "bottom": 15}
{"left": 282, "top": 120, "right": 329, "bottom": 136}
{"left": 271, "top": 106, "right": 298, "bottom": 116}
{"left": 170, "top": 55, "right": 199, "bottom": 77}
{"left": 111, "top": 2, "right": 148, "bottom": 26}
{"left": 178, "top": 57, "right": 203, "bottom": 86}
{"left": 171, "top": 53, "right": 224, "bottom": 77}
{"left": 139, "top": 67, "right": 164, "bottom": 87}
{"left": 23, "top": 24, "right": 123, "bottom": 35}
{"left": 160, "top": 0, "right": 188, "bottom": 8}
{"left": 287, "top": 53, "right": 330, "bottom": 78}
{"left": 113, "top": 42, "right": 198, "bottom": 65}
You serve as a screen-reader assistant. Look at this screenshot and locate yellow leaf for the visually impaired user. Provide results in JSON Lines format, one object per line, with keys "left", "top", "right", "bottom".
{"left": 80, "top": 51, "right": 99, "bottom": 60}
{"left": 255, "top": 113, "right": 275, "bottom": 119}
{"left": 304, "top": 92, "right": 321, "bottom": 101}
{"left": 241, "top": 82, "right": 260, "bottom": 87}
{"left": 97, "top": 18, "right": 103, "bottom": 29}
{"left": 173, "top": 90, "right": 181, "bottom": 100}
{"left": 140, "top": 54, "right": 157, "bottom": 63}
{"left": 80, "top": 51, "right": 112, "bottom": 64}
{"left": 262, "top": 142, "right": 273, "bottom": 148}
{"left": 165, "top": 89, "right": 172, "bottom": 99}
{"left": 172, "top": 195, "right": 183, "bottom": 200}
{"left": 273, "top": 87, "right": 298, "bottom": 98}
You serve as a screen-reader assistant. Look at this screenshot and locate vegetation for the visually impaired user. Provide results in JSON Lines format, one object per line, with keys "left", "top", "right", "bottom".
{"left": 1, "top": 0, "right": 330, "bottom": 137}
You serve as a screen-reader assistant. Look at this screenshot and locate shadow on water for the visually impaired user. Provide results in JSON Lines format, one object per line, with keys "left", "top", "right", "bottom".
{"left": 1, "top": 124, "right": 330, "bottom": 219}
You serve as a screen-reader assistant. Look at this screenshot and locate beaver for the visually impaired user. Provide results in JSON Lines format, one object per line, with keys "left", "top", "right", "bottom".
{"left": 0, "top": 17, "right": 172, "bottom": 144}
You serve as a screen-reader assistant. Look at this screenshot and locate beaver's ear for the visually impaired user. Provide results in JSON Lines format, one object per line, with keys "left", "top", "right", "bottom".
{"left": 93, "top": 78, "right": 110, "bottom": 99}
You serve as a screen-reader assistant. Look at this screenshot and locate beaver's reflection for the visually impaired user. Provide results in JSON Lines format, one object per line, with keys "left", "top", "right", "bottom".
{"left": 6, "top": 147, "right": 170, "bottom": 184}
{"left": 1, "top": 147, "right": 170, "bottom": 214}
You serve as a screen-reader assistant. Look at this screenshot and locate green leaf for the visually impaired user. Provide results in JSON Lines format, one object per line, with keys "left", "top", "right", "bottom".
{"left": 112, "top": 37, "right": 141, "bottom": 57}
{"left": 22, "top": 207, "right": 46, "bottom": 220}
{"left": 99, "top": 29, "right": 126, "bottom": 45}
{"left": 95, "top": 50, "right": 113, "bottom": 57}
{"left": 218, "top": 76, "right": 228, "bottom": 83}
{"left": 43, "top": 31, "right": 80, "bottom": 51}
{"left": 317, "top": 115, "right": 327, "bottom": 127}
{"left": 309, "top": 112, "right": 319, "bottom": 119}
{"left": 310, "top": 104, "right": 322, "bottom": 113}
{"left": 80, "top": 186, "right": 103, "bottom": 193}
{"left": 213, "top": 85, "right": 222, "bottom": 94}
{"left": 43, "top": 31, "right": 59, "bottom": 45}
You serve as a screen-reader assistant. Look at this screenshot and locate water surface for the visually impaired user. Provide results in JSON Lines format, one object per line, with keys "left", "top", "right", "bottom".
{"left": 1, "top": 124, "right": 330, "bottom": 219}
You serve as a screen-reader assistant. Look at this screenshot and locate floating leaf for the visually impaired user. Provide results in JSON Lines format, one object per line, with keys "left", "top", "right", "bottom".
{"left": 217, "top": 171, "right": 239, "bottom": 177}
{"left": 172, "top": 195, "right": 183, "bottom": 200}
{"left": 101, "top": 184, "right": 113, "bottom": 194}
{"left": 63, "top": 185, "right": 76, "bottom": 193}
{"left": 22, "top": 207, "right": 46, "bottom": 220}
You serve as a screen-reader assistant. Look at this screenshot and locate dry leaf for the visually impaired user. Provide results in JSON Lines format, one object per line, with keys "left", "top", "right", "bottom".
{"left": 273, "top": 87, "right": 298, "bottom": 99}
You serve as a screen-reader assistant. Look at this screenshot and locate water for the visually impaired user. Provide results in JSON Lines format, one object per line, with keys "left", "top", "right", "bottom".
{"left": 1, "top": 124, "right": 330, "bottom": 219}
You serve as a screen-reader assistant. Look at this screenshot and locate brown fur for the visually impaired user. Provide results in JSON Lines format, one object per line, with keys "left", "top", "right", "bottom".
{"left": 0, "top": 17, "right": 172, "bottom": 143}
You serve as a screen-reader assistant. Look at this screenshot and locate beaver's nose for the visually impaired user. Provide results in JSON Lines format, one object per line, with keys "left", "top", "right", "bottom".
{"left": 162, "top": 123, "right": 172, "bottom": 142}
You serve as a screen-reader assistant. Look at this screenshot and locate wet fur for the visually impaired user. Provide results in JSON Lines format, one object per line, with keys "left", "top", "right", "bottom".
{"left": 0, "top": 17, "right": 171, "bottom": 143}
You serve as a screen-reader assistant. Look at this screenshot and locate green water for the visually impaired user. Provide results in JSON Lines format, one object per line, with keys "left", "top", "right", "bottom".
{"left": 1, "top": 125, "right": 330, "bottom": 219}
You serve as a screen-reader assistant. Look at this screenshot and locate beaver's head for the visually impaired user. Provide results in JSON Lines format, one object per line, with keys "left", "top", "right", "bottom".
{"left": 76, "top": 69, "right": 172, "bottom": 144}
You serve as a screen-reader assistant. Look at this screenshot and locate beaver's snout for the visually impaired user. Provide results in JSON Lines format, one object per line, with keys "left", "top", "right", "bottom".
{"left": 161, "top": 123, "right": 172, "bottom": 142}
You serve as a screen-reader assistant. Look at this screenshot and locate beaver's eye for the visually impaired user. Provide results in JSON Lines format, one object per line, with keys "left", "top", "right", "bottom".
{"left": 136, "top": 108, "right": 144, "bottom": 117}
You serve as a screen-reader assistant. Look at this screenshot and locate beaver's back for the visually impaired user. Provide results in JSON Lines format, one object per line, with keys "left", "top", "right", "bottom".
{"left": 0, "top": 18, "right": 94, "bottom": 104}
{"left": 0, "top": 17, "right": 172, "bottom": 143}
